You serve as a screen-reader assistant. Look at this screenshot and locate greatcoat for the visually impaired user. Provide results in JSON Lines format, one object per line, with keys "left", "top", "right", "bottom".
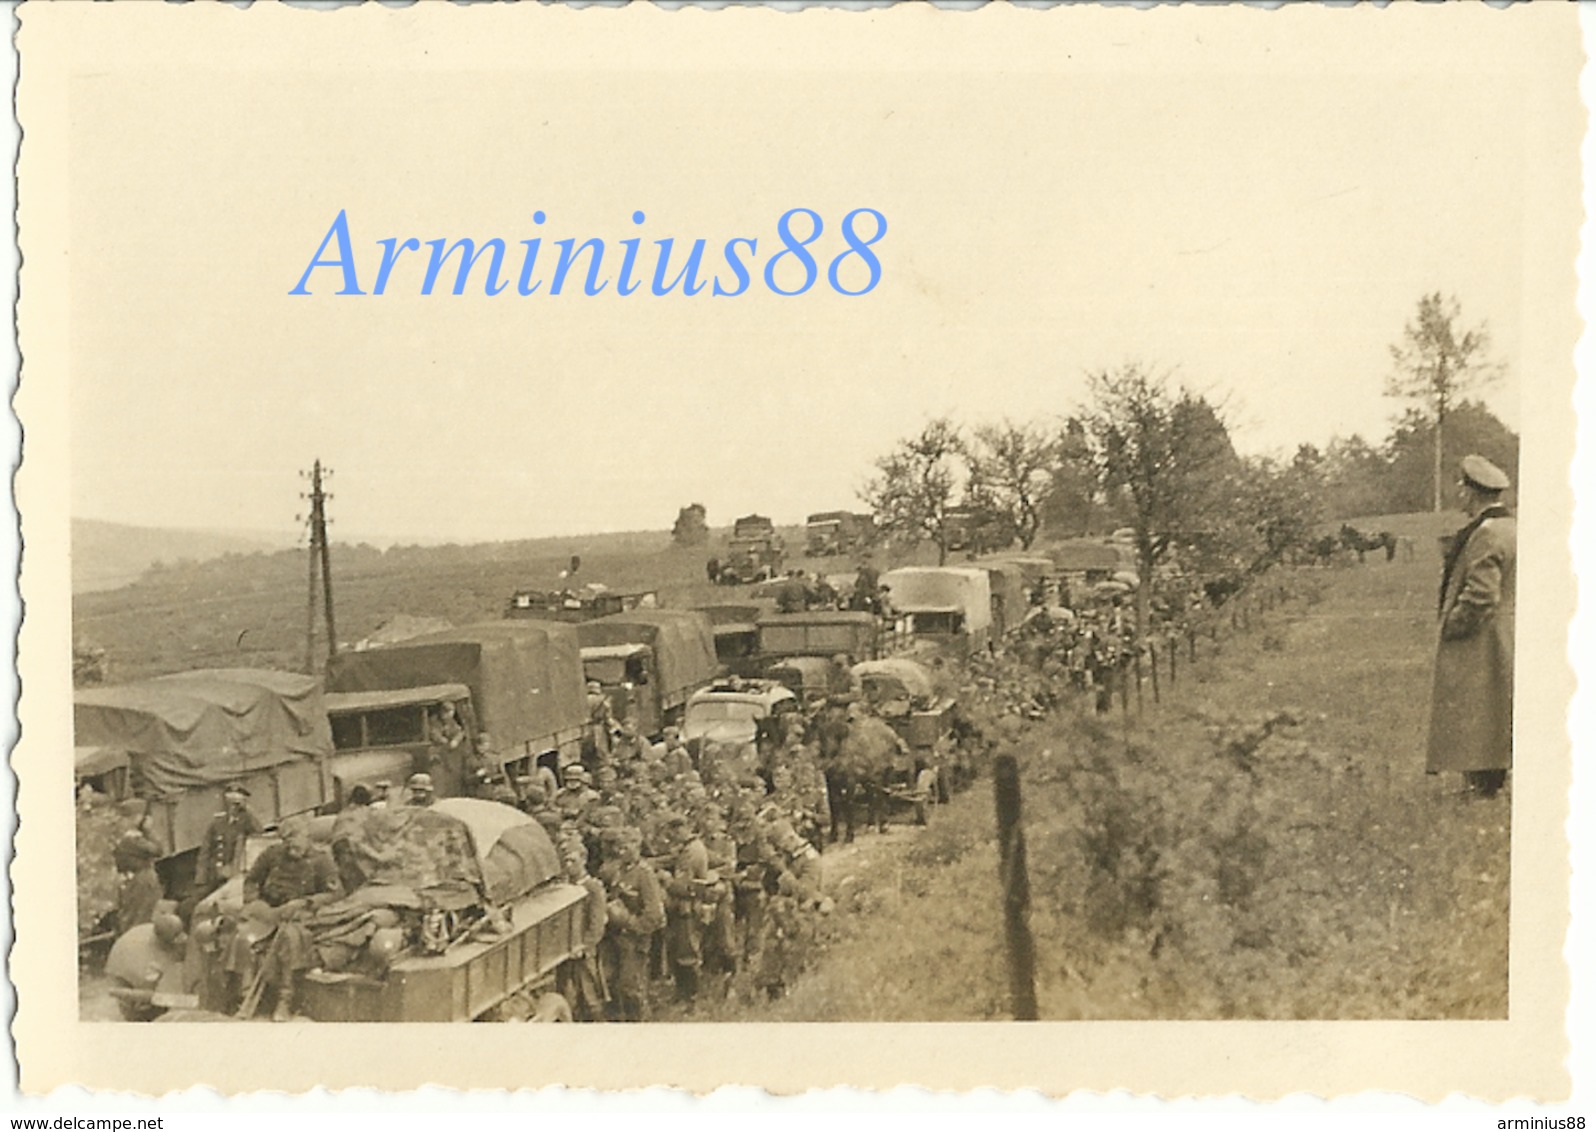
{"left": 1426, "top": 509, "right": 1516, "bottom": 774}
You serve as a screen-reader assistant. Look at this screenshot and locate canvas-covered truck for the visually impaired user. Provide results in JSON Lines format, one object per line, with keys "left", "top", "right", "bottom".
{"left": 74, "top": 669, "right": 335, "bottom": 886}
{"left": 721, "top": 514, "right": 785, "bottom": 584}
{"left": 804, "top": 511, "right": 875, "bottom": 557}
{"left": 976, "top": 560, "right": 1030, "bottom": 640}
{"left": 505, "top": 585, "right": 658, "bottom": 623}
{"left": 756, "top": 610, "right": 880, "bottom": 663}
{"left": 692, "top": 601, "right": 775, "bottom": 679}
{"left": 852, "top": 657, "right": 966, "bottom": 799}
{"left": 105, "top": 797, "right": 587, "bottom": 1022}
{"left": 574, "top": 609, "right": 719, "bottom": 737}
{"left": 325, "top": 621, "right": 591, "bottom": 793}
{"left": 879, "top": 567, "right": 993, "bottom": 657}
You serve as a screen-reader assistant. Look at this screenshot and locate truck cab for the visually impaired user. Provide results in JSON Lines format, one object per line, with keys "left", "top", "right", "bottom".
{"left": 580, "top": 643, "right": 660, "bottom": 735}
{"left": 324, "top": 682, "right": 480, "bottom": 803}
{"left": 681, "top": 677, "right": 801, "bottom": 749}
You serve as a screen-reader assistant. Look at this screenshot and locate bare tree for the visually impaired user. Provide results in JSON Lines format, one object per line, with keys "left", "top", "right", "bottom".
{"left": 965, "top": 420, "right": 1058, "bottom": 550}
{"left": 861, "top": 418, "right": 962, "bottom": 565}
{"left": 1077, "top": 364, "right": 1237, "bottom": 633}
{"left": 1386, "top": 292, "right": 1503, "bottom": 513}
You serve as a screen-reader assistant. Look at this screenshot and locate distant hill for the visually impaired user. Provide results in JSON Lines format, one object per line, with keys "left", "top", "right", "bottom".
{"left": 71, "top": 518, "right": 298, "bottom": 593}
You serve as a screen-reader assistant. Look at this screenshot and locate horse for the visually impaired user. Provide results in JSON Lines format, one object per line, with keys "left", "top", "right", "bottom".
{"left": 1308, "top": 534, "right": 1342, "bottom": 567}
{"left": 1339, "top": 524, "right": 1397, "bottom": 564}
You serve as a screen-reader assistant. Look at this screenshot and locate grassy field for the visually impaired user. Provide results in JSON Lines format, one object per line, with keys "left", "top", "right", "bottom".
{"left": 72, "top": 525, "right": 943, "bottom": 683}
{"left": 688, "top": 510, "right": 1510, "bottom": 1021}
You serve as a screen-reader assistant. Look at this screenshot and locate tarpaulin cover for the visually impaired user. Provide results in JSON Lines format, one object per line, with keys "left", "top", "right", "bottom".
{"left": 879, "top": 568, "right": 993, "bottom": 633}
{"left": 325, "top": 622, "right": 587, "bottom": 758}
{"left": 983, "top": 555, "right": 1054, "bottom": 587}
{"left": 74, "top": 669, "right": 332, "bottom": 795}
{"left": 575, "top": 610, "right": 718, "bottom": 701}
{"left": 852, "top": 659, "right": 938, "bottom": 706}
{"left": 431, "top": 797, "right": 561, "bottom": 903}
{"left": 332, "top": 799, "right": 558, "bottom": 906}
{"left": 979, "top": 562, "right": 1030, "bottom": 634}
{"left": 1046, "top": 540, "right": 1127, "bottom": 573}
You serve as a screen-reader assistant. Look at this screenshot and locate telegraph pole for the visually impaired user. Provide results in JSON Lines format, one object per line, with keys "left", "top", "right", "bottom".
{"left": 299, "top": 460, "right": 337, "bottom": 672}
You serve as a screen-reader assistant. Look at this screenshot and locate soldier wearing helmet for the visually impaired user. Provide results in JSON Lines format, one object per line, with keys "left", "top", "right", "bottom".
{"left": 405, "top": 772, "right": 436, "bottom": 807}
{"left": 596, "top": 826, "right": 664, "bottom": 1022}
{"left": 555, "top": 835, "right": 609, "bottom": 1022}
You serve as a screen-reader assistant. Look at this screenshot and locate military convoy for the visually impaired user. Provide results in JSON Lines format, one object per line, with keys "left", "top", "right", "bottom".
{"left": 82, "top": 532, "right": 1151, "bottom": 1022}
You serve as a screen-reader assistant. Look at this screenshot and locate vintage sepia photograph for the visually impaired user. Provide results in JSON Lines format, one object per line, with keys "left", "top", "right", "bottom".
{"left": 10, "top": 1, "right": 1583, "bottom": 1100}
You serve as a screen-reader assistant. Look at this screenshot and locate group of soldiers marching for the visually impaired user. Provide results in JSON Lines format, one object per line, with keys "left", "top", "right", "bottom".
{"left": 509, "top": 720, "right": 837, "bottom": 1018}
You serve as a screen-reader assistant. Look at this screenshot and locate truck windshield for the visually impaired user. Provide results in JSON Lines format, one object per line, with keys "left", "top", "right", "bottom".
{"left": 330, "top": 705, "right": 427, "bottom": 750}
{"left": 909, "top": 612, "right": 965, "bottom": 635}
{"left": 584, "top": 657, "right": 629, "bottom": 685}
{"left": 686, "top": 701, "right": 764, "bottom": 728}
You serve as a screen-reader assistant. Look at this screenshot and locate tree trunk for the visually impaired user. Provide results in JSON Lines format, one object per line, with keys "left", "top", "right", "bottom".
{"left": 1136, "top": 545, "right": 1152, "bottom": 638}
{"left": 1432, "top": 385, "right": 1449, "bottom": 514}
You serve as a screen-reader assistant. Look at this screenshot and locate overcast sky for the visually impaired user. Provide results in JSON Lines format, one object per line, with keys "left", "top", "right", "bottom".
{"left": 66, "top": 14, "right": 1565, "bottom": 546}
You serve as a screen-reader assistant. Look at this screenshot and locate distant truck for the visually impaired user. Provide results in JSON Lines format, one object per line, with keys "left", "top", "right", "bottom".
{"left": 325, "top": 621, "right": 592, "bottom": 791}
{"left": 805, "top": 511, "right": 875, "bottom": 557}
{"left": 720, "top": 514, "right": 785, "bottom": 584}
{"left": 505, "top": 586, "right": 658, "bottom": 622}
{"left": 574, "top": 609, "right": 720, "bottom": 737}
{"left": 879, "top": 566, "right": 993, "bottom": 657}
{"left": 74, "top": 668, "right": 335, "bottom": 888}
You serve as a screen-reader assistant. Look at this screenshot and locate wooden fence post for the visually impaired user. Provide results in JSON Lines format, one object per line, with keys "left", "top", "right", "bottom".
{"left": 993, "top": 755, "right": 1039, "bottom": 1021}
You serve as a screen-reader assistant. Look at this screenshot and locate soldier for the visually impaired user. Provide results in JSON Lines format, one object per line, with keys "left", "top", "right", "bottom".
{"left": 232, "top": 819, "right": 341, "bottom": 1022}
{"left": 660, "top": 727, "right": 694, "bottom": 779}
{"left": 194, "top": 782, "right": 261, "bottom": 898}
{"left": 597, "top": 826, "right": 666, "bottom": 1022}
{"left": 853, "top": 555, "right": 881, "bottom": 612}
{"left": 112, "top": 802, "right": 164, "bottom": 936}
{"left": 555, "top": 765, "right": 600, "bottom": 823}
{"left": 329, "top": 784, "right": 374, "bottom": 895}
{"left": 555, "top": 835, "right": 609, "bottom": 1022}
{"left": 659, "top": 810, "right": 714, "bottom": 1002}
{"left": 814, "top": 701, "right": 855, "bottom": 844}
{"left": 1428, "top": 454, "right": 1517, "bottom": 798}
{"left": 404, "top": 772, "right": 436, "bottom": 807}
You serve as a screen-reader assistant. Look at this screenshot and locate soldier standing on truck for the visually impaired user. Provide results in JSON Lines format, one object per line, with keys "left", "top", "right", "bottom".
{"left": 194, "top": 782, "right": 262, "bottom": 899}
{"left": 598, "top": 826, "right": 666, "bottom": 1022}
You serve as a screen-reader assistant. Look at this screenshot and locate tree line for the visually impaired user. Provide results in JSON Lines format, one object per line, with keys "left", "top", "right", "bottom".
{"left": 857, "top": 293, "right": 1518, "bottom": 634}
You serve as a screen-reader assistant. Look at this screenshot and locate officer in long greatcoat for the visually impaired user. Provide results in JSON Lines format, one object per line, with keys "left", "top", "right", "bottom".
{"left": 1427, "top": 454, "right": 1517, "bottom": 798}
